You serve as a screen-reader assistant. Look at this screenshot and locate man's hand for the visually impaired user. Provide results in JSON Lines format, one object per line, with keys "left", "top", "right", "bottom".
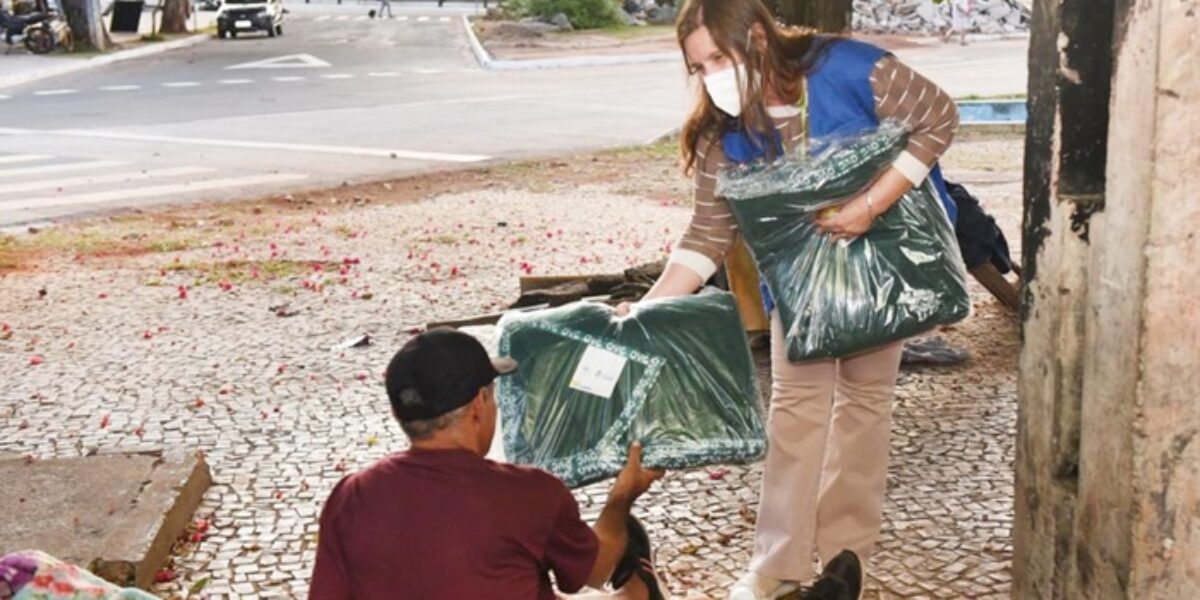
{"left": 614, "top": 302, "right": 633, "bottom": 317}
{"left": 610, "top": 442, "right": 664, "bottom": 504}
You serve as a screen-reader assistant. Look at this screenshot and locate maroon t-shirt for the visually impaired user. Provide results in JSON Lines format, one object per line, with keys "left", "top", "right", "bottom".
{"left": 309, "top": 448, "right": 599, "bottom": 600}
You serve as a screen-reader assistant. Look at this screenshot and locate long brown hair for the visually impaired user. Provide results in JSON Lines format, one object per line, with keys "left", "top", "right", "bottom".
{"left": 676, "top": 0, "right": 832, "bottom": 174}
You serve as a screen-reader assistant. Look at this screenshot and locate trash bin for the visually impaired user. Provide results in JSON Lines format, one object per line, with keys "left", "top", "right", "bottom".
{"left": 110, "top": 0, "right": 144, "bottom": 33}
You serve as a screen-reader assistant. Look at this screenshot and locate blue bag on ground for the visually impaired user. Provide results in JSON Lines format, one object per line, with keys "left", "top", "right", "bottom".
{"left": 717, "top": 124, "right": 971, "bottom": 362}
{"left": 497, "top": 291, "right": 766, "bottom": 488}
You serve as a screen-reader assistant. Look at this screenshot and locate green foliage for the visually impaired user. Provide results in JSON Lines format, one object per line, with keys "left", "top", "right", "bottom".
{"left": 509, "top": 0, "right": 622, "bottom": 29}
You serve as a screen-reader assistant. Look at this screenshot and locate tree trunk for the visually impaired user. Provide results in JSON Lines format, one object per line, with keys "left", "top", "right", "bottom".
{"left": 773, "top": 0, "right": 853, "bottom": 32}
{"left": 161, "top": 0, "right": 191, "bottom": 34}
{"left": 60, "top": 0, "right": 108, "bottom": 51}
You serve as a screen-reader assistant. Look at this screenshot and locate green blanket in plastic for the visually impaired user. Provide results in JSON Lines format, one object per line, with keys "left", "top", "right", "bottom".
{"left": 497, "top": 291, "right": 766, "bottom": 488}
{"left": 717, "top": 124, "right": 971, "bottom": 362}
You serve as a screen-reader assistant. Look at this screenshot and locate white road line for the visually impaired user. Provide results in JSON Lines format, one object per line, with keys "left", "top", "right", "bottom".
{"left": 272, "top": 76, "right": 306, "bottom": 82}
{"left": 0, "top": 173, "right": 309, "bottom": 212}
{"left": 397, "top": 15, "right": 408, "bottom": 21}
{"left": 355, "top": 15, "right": 368, "bottom": 20}
{"left": 367, "top": 71, "right": 400, "bottom": 77}
{"left": 52, "top": 129, "right": 491, "bottom": 163}
{"left": 163, "top": 81, "right": 202, "bottom": 88}
{"left": 336, "top": 15, "right": 349, "bottom": 20}
{"left": 100, "top": 85, "right": 141, "bottom": 91}
{"left": 320, "top": 73, "right": 354, "bottom": 79}
{"left": 0, "top": 166, "right": 215, "bottom": 195}
{"left": 438, "top": 16, "right": 450, "bottom": 22}
{"left": 315, "top": 15, "right": 331, "bottom": 21}
{"left": 417, "top": 15, "right": 430, "bottom": 21}
{"left": 0, "top": 95, "right": 9, "bottom": 100}
{"left": 0, "top": 154, "right": 51, "bottom": 164}
{"left": 0, "top": 160, "right": 129, "bottom": 178}
{"left": 35, "top": 89, "right": 77, "bottom": 96}
{"left": 412, "top": 68, "right": 444, "bottom": 75}
{"left": 219, "top": 79, "right": 254, "bottom": 85}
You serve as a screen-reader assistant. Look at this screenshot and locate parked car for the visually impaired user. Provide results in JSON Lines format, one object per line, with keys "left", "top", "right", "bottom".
{"left": 217, "top": 0, "right": 282, "bottom": 38}
{"left": 199, "top": 0, "right": 221, "bottom": 12}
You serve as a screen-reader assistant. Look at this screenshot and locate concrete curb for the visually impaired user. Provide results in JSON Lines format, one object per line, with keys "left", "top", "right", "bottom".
{"left": 461, "top": 15, "right": 676, "bottom": 71}
{"left": 0, "top": 33, "right": 209, "bottom": 90}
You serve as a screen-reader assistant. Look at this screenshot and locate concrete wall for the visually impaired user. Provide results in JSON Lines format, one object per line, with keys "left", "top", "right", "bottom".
{"left": 1015, "top": 0, "right": 1200, "bottom": 597}
{"left": 1126, "top": 0, "right": 1200, "bottom": 595}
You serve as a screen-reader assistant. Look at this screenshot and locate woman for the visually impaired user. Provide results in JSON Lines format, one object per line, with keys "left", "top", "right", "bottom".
{"left": 619, "top": 1, "right": 960, "bottom": 598}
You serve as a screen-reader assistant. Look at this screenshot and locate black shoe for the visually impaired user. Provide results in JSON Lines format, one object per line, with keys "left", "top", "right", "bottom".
{"left": 800, "top": 550, "right": 863, "bottom": 600}
{"left": 609, "top": 516, "right": 664, "bottom": 600}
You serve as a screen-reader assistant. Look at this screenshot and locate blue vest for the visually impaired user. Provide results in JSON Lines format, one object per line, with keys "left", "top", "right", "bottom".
{"left": 721, "top": 37, "right": 957, "bottom": 221}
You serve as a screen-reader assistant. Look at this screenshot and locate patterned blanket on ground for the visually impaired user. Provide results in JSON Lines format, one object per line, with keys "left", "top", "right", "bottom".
{"left": 0, "top": 551, "right": 156, "bottom": 600}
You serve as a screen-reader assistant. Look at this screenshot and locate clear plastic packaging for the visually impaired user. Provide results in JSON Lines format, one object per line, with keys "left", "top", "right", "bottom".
{"left": 717, "top": 123, "right": 971, "bottom": 362}
{"left": 497, "top": 290, "right": 766, "bottom": 488}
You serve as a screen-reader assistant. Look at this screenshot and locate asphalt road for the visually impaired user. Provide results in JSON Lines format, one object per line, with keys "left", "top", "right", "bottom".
{"left": 0, "top": 4, "right": 691, "bottom": 227}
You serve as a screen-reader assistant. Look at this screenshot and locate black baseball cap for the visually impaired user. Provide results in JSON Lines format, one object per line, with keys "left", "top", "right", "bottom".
{"left": 385, "top": 329, "right": 518, "bottom": 422}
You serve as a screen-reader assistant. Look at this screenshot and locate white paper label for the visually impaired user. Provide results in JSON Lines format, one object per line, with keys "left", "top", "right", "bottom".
{"left": 569, "top": 345, "right": 628, "bottom": 399}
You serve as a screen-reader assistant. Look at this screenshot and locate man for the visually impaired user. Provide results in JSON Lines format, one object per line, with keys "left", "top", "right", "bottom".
{"left": 944, "top": 0, "right": 971, "bottom": 46}
{"left": 309, "top": 329, "right": 665, "bottom": 600}
{"left": 376, "top": 0, "right": 393, "bottom": 19}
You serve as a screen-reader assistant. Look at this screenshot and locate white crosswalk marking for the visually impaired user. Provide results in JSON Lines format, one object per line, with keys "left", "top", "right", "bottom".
{"left": 355, "top": 15, "right": 368, "bottom": 20}
{"left": 163, "top": 81, "right": 202, "bottom": 88}
{"left": 315, "top": 14, "right": 331, "bottom": 21}
{"left": 100, "top": 85, "right": 141, "bottom": 91}
{"left": 0, "top": 95, "right": 9, "bottom": 100}
{"left": 397, "top": 15, "right": 408, "bottom": 21}
{"left": 0, "top": 173, "right": 309, "bottom": 212}
{"left": 272, "top": 76, "right": 306, "bottom": 82}
{"left": 0, "top": 154, "right": 51, "bottom": 164}
{"left": 321, "top": 73, "right": 354, "bottom": 79}
{"left": 35, "top": 89, "right": 77, "bottom": 96}
{"left": 438, "top": 16, "right": 450, "bottom": 22}
{"left": 368, "top": 72, "right": 400, "bottom": 77}
{"left": 52, "top": 129, "right": 491, "bottom": 163}
{"left": 0, "top": 167, "right": 215, "bottom": 195}
{"left": 0, "top": 160, "right": 129, "bottom": 178}
{"left": 336, "top": 15, "right": 349, "bottom": 20}
{"left": 417, "top": 15, "right": 430, "bottom": 21}
{"left": 219, "top": 79, "right": 254, "bottom": 85}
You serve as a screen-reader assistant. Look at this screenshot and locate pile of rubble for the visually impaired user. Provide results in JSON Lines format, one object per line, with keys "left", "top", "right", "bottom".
{"left": 853, "top": 0, "right": 1031, "bottom": 35}
{"left": 622, "top": 0, "right": 679, "bottom": 26}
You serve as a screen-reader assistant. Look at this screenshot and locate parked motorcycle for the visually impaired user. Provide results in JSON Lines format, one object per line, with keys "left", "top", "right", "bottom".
{"left": 0, "top": 7, "right": 72, "bottom": 54}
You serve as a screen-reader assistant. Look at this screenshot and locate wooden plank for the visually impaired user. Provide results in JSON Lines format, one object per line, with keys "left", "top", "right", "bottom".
{"left": 428, "top": 295, "right": 617, "bottom": 330}
{"left": 518, "top": 274, "right": 624, "bottom": 293}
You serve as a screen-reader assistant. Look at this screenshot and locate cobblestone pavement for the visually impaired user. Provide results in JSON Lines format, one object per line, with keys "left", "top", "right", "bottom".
{"left": 0, "top": 134, "right": 1022, "bottom": 599}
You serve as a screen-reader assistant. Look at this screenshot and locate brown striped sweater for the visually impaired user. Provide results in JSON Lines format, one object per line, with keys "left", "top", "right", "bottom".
{"left": 669, "top": 54, "right": 960, "bottom": 281}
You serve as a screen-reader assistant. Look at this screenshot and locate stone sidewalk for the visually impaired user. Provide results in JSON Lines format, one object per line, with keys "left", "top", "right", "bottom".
{"left": 0, "top": 133, "right": 1022, "bottom": 599}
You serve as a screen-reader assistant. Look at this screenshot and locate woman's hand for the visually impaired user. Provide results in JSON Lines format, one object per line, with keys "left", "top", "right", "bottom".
{"left": 814, "top": 194, "right": 876, "bottom": 241}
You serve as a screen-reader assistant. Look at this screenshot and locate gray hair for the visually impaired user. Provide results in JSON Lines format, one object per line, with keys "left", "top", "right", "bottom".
{"left": 399, "top": 405, "right": 470, "bottom": 441}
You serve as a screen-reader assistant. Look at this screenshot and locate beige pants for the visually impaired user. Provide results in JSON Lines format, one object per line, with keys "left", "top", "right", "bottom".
{"left": 750, "top": 314, "right": 904, "bottom": 581}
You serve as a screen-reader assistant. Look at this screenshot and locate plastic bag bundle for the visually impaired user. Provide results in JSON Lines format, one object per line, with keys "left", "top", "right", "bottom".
{"left": 497, "top": 291, "right": 766, "bottom": 488}
{"left": 717, "top": 124, "right": 971, "bottom": 362}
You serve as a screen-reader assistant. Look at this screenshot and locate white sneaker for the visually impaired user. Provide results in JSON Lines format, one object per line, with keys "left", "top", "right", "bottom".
{"left": 728, "top": 572, "right": 799, "bottom": 600}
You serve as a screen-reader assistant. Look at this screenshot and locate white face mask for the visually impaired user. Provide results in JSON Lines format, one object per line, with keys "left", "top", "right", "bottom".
{"left": 703, "top": 63, "right": 752, "bottom": 118}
